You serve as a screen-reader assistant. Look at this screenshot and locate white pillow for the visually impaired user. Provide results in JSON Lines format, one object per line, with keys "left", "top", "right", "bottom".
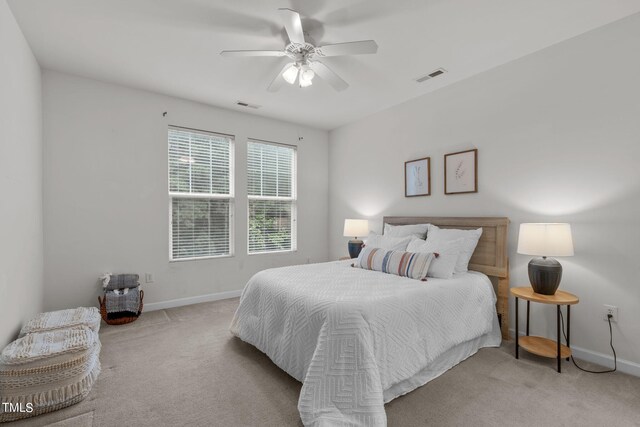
{"left": 383, "top": 223, "right": 430, "bottom": 239}
{"left": 406, "top": 237, "right": 464, "bottom": 279}
{"left": 406, "top": 238, "right": 426, "bottom": 253}
{"left": 364, "top": 232, "right": 416, "bottom": 251}
{"left": 426, "top": 225, "right": 483, "bottom": 273}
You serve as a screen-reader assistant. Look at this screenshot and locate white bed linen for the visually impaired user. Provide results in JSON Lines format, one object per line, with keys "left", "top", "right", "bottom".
{"left": 230, "top": 260, "right": 501, "bottom": 426}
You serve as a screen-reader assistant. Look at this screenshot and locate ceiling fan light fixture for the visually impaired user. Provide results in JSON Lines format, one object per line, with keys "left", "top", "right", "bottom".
{"left": 300, "top": 65, "right": 315, "bottom": 82}
{"left": 298, "top": 63, "right": 315, "bottom": 88}
{"left": 299, "top": 76, "right": 313, "bottom": 88}
{"left": 222, "top": 8, "right": 377, "bottom": 92}
{"left": 282, "top": 64, "right": 299, "bottom": 85}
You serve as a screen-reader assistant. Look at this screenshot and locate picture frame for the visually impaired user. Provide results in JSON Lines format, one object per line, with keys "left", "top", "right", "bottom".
{"left": 444, "top": 149, "right": 478, "bottom": 195}
{"left": 404, "top": 157, "right": 431, "bottom": 197}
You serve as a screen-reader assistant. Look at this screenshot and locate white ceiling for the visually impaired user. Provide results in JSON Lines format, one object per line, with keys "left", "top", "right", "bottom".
{"left": 8, "top": 0, "right": 640, "bottom": 130}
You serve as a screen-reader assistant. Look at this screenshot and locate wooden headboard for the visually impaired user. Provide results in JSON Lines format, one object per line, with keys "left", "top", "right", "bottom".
{"left": 383, "top": 216, "right": 510, "bottom": 340}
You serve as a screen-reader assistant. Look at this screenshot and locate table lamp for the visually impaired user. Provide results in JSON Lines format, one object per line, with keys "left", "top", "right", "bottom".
{"left": 343, "top": 219, "right": 369, "bottom": 258}
{"left": 517, "top": 223, "right": 574, "bottom": 295}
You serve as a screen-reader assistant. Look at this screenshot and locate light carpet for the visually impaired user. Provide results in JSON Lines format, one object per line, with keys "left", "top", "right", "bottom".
{"left": 9, "top": 298, "right": 640, "bottom": 427}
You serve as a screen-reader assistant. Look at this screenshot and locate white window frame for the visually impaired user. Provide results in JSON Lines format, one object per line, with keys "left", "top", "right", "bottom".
{"left": 168, "top": 126, "right": 235, "bottom": 262}
{"left": 247, "top": 139, "right": 297, "bottom": 255}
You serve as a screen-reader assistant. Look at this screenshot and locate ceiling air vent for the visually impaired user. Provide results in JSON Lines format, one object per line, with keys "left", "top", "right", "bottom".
{"left": 416, "top": 68, "right": 447, "bottom": 83}
{"left": 236, "top": 101, "right": 261, "bottom": 109}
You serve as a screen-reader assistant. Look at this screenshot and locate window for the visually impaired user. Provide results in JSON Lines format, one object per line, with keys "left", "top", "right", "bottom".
{"left": 247, "top": 140, "right": 297, "bottom": 254}
{"left": 169, "top": 127, "right": 234, "bottom": 260}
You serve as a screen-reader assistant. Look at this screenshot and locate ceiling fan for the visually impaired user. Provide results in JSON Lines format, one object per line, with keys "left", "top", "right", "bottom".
{"left": 220, "top": 8, "right": 378, "bottom": 92}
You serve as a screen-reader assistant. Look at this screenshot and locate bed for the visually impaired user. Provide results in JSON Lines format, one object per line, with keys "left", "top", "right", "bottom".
{"left": 230, "top": 216, "right": 510, "bottom": 426}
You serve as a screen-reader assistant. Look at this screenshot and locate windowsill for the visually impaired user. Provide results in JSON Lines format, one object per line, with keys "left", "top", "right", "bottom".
{"left": 247, "top": 249, "right": 298, "bottom": 256}
{"left": 169, "top": 254, "right": 234, "bottom": 263}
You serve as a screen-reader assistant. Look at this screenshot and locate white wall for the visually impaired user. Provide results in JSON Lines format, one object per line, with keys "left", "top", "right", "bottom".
{"left": 42, "top": 71, "right": 329, "bottom": 311}
{"left": 0, "top": 0, "right": 43, "bottom": 347}
{"left": 329, "top": 14, "right": 640, "bottom": 370}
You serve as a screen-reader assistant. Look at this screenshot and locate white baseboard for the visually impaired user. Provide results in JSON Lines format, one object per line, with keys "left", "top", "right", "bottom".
{"left": 510, "top": 329, "right": 640, "bottom": 377}
{"left": 144, "top": 289, "right": 242, "bottom": 312}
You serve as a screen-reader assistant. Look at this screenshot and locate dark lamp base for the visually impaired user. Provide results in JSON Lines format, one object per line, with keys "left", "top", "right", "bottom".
{"left": 348, "top": 239, "right": 364, "bottom": 259}
{"left": 528, "top": 257, "right": 563, "bottom": 295}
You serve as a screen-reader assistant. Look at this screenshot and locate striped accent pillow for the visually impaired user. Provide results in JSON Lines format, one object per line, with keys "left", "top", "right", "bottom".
{"left": 355, "top": 247, "right": 436, "bottom": 280}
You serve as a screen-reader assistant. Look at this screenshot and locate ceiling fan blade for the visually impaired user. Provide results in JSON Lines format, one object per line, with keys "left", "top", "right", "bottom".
{"left": 268, "top": 63, "right": 295, "bottom": 92}
{"left": 220, "top": 50, "right": 286, "bottom": 57}
{"left": 309, "top": 61, "right": 349, "bottom": 91}
{"left": 278, "top": 8, "right": 305, "bottom": 44}
{"left": 315, "top": 40, "right": 378, "bottom": 57}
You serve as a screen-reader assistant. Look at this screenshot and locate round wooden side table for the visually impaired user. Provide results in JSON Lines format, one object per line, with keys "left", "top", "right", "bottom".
{"left": 510, "top": 286, "right": 579, "bottom": 373}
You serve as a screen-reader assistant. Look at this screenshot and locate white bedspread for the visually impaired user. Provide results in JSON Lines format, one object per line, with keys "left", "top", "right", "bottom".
{"left": 230, "top": 260, "right": 501, "bottom": 426}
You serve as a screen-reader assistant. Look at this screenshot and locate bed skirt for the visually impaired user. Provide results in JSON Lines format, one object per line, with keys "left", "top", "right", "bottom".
{"left": 383, "top": 314, "right": 501, "bottom": 403}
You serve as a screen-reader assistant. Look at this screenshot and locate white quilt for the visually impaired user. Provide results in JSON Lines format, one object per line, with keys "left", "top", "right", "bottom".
{"left": 230, "top": 260, "right": 501, "bottom": 426}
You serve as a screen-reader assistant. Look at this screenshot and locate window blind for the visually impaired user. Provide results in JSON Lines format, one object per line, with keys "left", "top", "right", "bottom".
{"left": 171, "top": 198, "right": 230, "bottom": 259}
{"left": 169, "top": 128, "right": 231, "bottom": 195}
{"left": 169, "top": 127, "right": 233, "bottom": 260}
{"left": 247, "top": 141, "right": 296, "bottom": 254}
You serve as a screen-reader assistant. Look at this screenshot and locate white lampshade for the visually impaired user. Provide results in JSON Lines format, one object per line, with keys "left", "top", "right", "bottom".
{"left": 343, "top": 219, "right": 369, "bottom": 239}
{"left": 298, "top": 64, "right": 314, "bottom": 87}
{"left": 517, "top": 223, "right": 574, "bottom": 257}
{"left": 282, "top": 64, "right": 299, "bottom": 85}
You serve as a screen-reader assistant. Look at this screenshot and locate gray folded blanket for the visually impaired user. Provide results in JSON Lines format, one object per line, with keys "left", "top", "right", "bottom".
{"left": 105, "top": 289, "right": 141, "bottom": 314}
{"left": 105, "top": 274, "right": 139, "bottom": 291}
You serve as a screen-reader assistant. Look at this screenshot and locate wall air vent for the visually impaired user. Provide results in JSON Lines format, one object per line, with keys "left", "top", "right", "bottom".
{"left": 416, "top": 68, "right": 447, "bottom": 83}
{"left": 236, "top": 101, "right": 261, "bottom": 109}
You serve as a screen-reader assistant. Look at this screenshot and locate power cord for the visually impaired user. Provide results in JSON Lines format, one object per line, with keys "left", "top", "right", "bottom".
{"left": 559, "top": 311, "right": 617, "bottom": 373}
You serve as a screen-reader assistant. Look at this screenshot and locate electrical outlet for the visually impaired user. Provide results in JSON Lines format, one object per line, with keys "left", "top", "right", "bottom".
{"left": 145, "top": 273, "right": 154, "bottom": 283}
{"left": 603, "top": 304, "right": 618, "bottom": 322}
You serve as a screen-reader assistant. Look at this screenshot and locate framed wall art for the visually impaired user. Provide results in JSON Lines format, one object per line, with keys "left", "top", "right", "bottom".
{"left": 444, "top": 149, "right": 478, "bottom": 195}
{"left": 405, "top": 157, "right": 431, "bottom": 197}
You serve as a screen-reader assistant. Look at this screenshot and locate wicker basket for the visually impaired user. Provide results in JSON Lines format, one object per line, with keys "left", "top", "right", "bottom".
{"left": 98, "top": 290, "right": 144, "bottom": 325}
